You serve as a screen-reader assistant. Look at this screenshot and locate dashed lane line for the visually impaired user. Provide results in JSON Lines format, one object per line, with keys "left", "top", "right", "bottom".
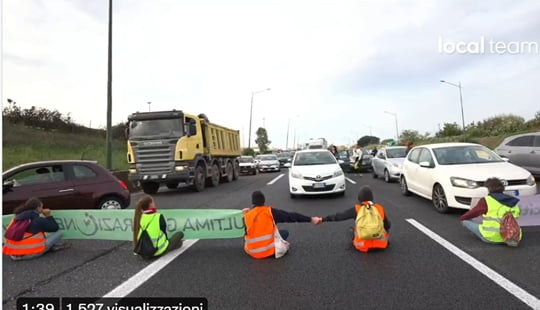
{"left": 407, "top": 219, "right": 540, "bottom": 310}
{"left": 267, "top": 174, "right": 285, "bottom": 185}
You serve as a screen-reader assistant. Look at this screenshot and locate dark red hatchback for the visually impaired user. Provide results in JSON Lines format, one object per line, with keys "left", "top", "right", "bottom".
{"left": 2, "top": 160, "right": 131, "bottom": 215}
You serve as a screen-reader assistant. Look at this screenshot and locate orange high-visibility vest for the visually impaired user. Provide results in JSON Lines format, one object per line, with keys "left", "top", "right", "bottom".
{"left": 3, "top": 219, "right": 47, "bottom": 256}
{"left": 244, "top": 206, "right": 276, "bottom": 259}
{"left": 353, "top": 202, "right": 389, "bottom": 252}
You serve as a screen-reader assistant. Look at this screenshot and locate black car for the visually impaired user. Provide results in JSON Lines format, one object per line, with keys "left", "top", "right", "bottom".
{"left": 337, "top": 150, "right": 353, "bottom": 172}
{"left": 276, "top": 152, "right": 294, "bottom": 168}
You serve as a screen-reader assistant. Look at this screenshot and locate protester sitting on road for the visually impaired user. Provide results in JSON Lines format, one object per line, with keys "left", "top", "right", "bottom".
{"left": 241, "top": 190, "right": 321, "bottom": 259}
{"left": 133, "top": 195, "right": 184, "bottom": 258}
{"left": 460, "top": 177, "right": 521, "bottom": 244}
{"left": 3, "top": 197, "right": 68, "bottom": 260}
{"left": 322, "top": 186, "right": 391, "bottom": 252}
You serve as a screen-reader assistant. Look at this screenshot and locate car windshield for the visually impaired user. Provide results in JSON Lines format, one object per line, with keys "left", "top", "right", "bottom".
{"left": 277, "top": 153, "right": 291, "bottom": 159}
{"left": 337, "top": 150, "right": 350, "bottom": 160}
{"left": 128, "top": 118, "right": 184, "bottom": 139}
{"left": 386, "top": 147, "right": 407, "bottom": 158}
{"left": 294, "top": 151, "right": 337, "bottom": 166}
{"left": 239, "top": 157, "right": 254, "bottom": 163}
{"left": 257, "top": 155, "right": 277, "bottom": 161}
{"left": 433, "top": 145, "right": 504, "bottom": 165}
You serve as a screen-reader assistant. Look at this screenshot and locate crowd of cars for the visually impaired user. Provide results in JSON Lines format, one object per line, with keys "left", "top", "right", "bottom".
{"left": 3, "top": 132, "right": 537, "bottom": 214}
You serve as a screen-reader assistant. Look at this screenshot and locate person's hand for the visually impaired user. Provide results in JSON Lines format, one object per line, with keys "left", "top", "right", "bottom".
{"left": 241, "top": 208, "right": 250, "bottom": 214}
{"left": 42, "top": 208, "right": 52, "bottom": 217}
{"left": 311, "top": 217, "right": 322, "bottom": 225}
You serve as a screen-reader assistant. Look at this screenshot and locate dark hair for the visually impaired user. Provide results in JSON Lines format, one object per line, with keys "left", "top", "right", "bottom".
{"left": 485, "top": 177, "right": 505, "bottom": 193}
{"left": 133, "top": 195, "right": 154, "bottom": 244}
{"left": 357, "top": 186, "right": 374, "bottom": 202}
{"left": 13, "top": 197, "right": 43, "bottom": 215}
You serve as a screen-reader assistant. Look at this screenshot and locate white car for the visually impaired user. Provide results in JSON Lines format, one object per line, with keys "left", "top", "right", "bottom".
{"left": 255, "top": 154, "right": 280, "bottom": 172}
{"left": 371, "top": 146, "right": 407, "bottom": 182}
{"left": 400, "top": 142, "right": 536, "bottom": 213}
{"left": 288, "top": 149, "right": 346, "bottom": 198}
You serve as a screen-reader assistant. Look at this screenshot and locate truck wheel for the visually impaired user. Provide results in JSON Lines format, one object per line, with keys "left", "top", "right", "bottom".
{"left": 166, "top": 182, "right": 179, "bottom": 189}
{"left": 206, "top": 163, "right": 220, "bottom": 187}
{"left": 193, "top": 165, "right": 206, "bottom": 192}
{"left": 232, "top": 161, "right": 240, "bottom": 180}
{"left": 223, "top": 162, "right": 233, "bottom": 183}
{"left": 142, "top": 182, "right": 159, "bottom": 194}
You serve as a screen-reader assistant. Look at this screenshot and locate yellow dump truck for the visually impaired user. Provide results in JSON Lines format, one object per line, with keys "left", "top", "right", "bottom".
{"left": 126, "top": 110, "right": 241, "bottom": 194}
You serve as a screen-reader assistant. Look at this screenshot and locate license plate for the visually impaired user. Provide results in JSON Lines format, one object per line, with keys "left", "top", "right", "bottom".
{"left": 313, "top": 183, "right": 325, "bottom": 188}
{"left": 504, "top": 190, "right": 519, "bottom": 197}
{"left": 150, "top": 175, "right": 158, "bottom": 180}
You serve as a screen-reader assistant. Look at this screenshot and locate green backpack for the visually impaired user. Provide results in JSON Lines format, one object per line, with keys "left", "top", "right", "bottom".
{"left": 355, "top": 203, "right": 384, "bottom": 240}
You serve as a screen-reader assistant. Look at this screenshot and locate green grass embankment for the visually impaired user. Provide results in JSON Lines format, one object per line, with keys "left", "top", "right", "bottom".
{"left": 2, "top": 122, "right": 128, "bottom": 171}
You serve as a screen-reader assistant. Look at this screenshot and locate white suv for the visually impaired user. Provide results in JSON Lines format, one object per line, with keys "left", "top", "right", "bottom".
{"left": 288, "top": 149, "right": 346, "bottom": 198}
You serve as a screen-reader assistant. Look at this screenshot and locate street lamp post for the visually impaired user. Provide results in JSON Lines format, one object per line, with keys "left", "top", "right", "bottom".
{"left": 384, "top": 111, "right": 399, "bottom": 142}
{"left": 248, "top": 88, "right": 271, "bottom": 149}
{"left": 147, "top": 101, "right": 151, "bottom": 112}
{"left": 440, "top": 80, "right": 465, "bottom": 130}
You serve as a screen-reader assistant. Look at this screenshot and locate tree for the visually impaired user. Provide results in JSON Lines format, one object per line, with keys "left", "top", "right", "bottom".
{"left": 255, "top": 127, "right": 271, "bottom": 153}
{"left": 436, "top": 122, "right": 462, "bottom": 137}
{"left": 356, "top": 136, "right": 379, "bottom": 147}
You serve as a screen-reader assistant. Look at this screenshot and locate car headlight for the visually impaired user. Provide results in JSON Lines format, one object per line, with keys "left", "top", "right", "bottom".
{"left": 291, "top": 171, "right": 303, "bottom": 179}
{"left": 450, "top": 177, "right": 480, "bottom": 189}
{"left": 526, "top": 175, "right": 536, "bottom": 186}
{"left": 333, "top": 169, "right": 344, "bottom": 177}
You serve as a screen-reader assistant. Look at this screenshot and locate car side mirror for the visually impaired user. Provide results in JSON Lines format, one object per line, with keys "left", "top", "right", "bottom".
{"left": 284, "top": 163, "right": 291, "bottom": 168}
{"left": 419, "top": 161, "right": 433, "bottom": 168}
{"left": 338, "top": 159, "right": 344, "bottom": 164}
{"left": 3, "top": 180, "right": 14, "bottom": 193}
{"left": 501, "top": 157, "right": 510, "bottom": 162}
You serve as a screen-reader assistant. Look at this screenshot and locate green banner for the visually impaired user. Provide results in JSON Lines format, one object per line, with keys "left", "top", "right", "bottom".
{"left": 2, "top": 209, "right": 246, "bottom": 241}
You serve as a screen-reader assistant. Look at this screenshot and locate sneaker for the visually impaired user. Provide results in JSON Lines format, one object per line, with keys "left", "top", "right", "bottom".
{"left": 50, "top": 243, "right": 71, "bottom": 252}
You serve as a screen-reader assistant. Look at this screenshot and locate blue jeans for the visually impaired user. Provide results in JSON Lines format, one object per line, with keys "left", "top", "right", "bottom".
{"left": 462, "top": 220, "right": 504, "bottom": 244}
{"left": 279, "top": 230, "right": 289, "bottom": 241}
{"left": 10, "top": 231, "right": 63, "bottom": 260}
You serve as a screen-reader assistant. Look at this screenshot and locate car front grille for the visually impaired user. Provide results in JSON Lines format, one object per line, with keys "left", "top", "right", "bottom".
{"left": 476, "top": 179, "right": 529, "bottom": 187}
{"left": 303, "top": 175, "right": 333, "bottom": 182}
{"left": 302, "top": 184, "right": 336, "bottom": 192}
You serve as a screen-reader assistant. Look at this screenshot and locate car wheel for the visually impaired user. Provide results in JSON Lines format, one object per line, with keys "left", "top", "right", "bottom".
{"left": 98, "top": 196, "right": 124, "bottom": 210}
{"left": 142, "top": 182, "right": 159, "bottom": 194}
{"left": 223, "top": 161, "right": 234, "bottom": 183}
{"left": 400, "top": 176, "right": 410, "bottom": 196}
{"left": 254, "top": 169, "right": 258, "bottom": 175}
{"left": 193, "top": 165, "right": 206, "bottom": 192}
{"left": 384, "top": 170, "right": 391, "bottom": 183}
{"left": 207, "top": 163, "right": 220, "bottom": 187}
{"left": 232, "top": 161, "right": 240, "bottom": 180}
{"left": 432, "top": 184, "right": 449, "bottom": 213}
{"left": 166, "top": 182, "right": 179, "bottom": 189}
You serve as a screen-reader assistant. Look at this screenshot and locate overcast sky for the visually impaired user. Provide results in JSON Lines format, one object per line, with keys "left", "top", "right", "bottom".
{"left": 3, "top": 0, "right": 540, "bottom": 149}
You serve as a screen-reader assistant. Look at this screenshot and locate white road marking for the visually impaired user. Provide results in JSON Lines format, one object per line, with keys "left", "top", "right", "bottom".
{"left": 103, "top": 239, "right": 199, "bottom": 298}
{"left": 407, "top": 219, "right": 540, "bottom": 310}
{"left": 267, "top": 173, "right": 285, "bottom": 185}
{"left": 345, "top": 177, "right": 357, "bottom": 184}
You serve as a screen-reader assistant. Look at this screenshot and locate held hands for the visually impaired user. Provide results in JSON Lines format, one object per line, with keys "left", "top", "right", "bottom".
{"left": 41, "top": 208, "right": 52, "bottom": 217}
{"left": 311, "top": 217, "right": 323, "bottom": 225}
{"left": 241, "top": 208, "right": 250, "bottom": 214}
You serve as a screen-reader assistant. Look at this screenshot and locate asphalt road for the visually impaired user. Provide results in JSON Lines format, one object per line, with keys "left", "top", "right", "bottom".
{"left": 3, "top": 171, "right": 540, "bottom": 310}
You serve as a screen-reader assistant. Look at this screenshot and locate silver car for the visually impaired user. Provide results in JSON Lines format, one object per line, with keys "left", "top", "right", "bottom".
{"left": 495, "top": 132, "right": 540, "bottom": 176}
{"left": 371, "top": 146, "right": 407, "bottom": 182}
{"left": 255, "top": 154, "right": 281, "bottom": 172}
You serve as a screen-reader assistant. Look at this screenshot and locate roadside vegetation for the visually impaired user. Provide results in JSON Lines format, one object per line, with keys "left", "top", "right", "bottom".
{"left": 2, "top": 104, "right": 128, "bottom": 171}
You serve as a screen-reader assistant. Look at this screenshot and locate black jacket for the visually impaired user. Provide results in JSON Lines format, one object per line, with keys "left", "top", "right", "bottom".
{"left": 323, "top": 205, "right": 391, "bottom": 231}
{"left": 15, "top": 210, "right": 59, "bottom": 235}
